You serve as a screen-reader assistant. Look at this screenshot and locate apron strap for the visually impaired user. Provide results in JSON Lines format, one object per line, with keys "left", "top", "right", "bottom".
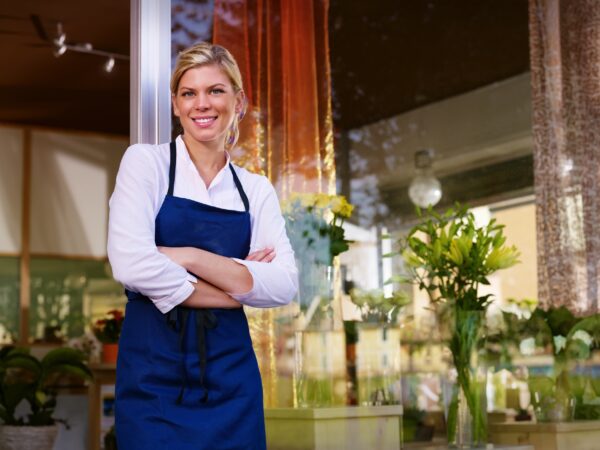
{"left": 168, "top": 141, "right": 177, "bottom": 196}
{"left": 229, "top": 164, "right": 250, "bottom": 212}
{"left": 170, "top": 143, "right": 248, "bottom": 213}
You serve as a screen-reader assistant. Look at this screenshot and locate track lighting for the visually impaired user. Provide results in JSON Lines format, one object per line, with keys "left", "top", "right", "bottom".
{"left": 30, "top": 15, "right": 129, "bottom": 70}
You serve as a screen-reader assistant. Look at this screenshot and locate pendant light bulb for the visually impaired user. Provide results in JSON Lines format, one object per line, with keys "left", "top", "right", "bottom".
{"left": 408, "top": 149, "right": 442, "bottom": 208}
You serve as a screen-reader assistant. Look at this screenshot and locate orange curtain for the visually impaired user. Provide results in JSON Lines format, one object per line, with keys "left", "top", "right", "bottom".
{"left": 213, "top": 0, "right": 335, "bottom": 198}
{"left": 212, "top": 0, "right": 335, "bottom": 408}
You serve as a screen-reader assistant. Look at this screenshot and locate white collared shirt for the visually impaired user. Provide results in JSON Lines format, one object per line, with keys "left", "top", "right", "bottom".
{"left": 107, "top": 135, "right": 299, "bottom": 313}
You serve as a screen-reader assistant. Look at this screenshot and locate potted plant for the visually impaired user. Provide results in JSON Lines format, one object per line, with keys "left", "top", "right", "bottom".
{"left": 92, "top": 309, "right": 124, "bottom": 364}
{"left": 520, "top": 306, "right": 600, "bottom": 421}
{"left": 0, "top": 345, "right": 92, "bottom": 450}
{"left": 400, "top": 205, "right": 520, "bottom": 448}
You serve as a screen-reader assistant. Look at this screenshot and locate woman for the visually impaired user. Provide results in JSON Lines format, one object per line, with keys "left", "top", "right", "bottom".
{"left": 107, "top": 42, "right": 298, "bottom": 450}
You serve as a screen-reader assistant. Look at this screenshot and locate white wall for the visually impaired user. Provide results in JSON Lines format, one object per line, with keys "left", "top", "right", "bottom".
{"left": 30, "top": 131, "right": 126, "bottom": 257}
{"left": 0, "top": 126, "right": 23, "bottom": 253}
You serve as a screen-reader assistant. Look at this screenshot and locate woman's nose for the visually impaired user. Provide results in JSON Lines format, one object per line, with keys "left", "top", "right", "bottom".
{"left": 194, "top": 92, "right": 210, "bottom": 110}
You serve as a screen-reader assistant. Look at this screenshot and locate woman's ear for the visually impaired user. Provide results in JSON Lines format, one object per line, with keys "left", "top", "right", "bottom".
{"left": 172, "top": 93, "right": 180, "bottom": 117}
{"left": 235, "top": 91, "right": 247, "bottom": 119}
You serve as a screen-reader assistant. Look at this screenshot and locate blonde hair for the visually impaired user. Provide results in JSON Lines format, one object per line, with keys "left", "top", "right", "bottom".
{"left": 171, "top": 42, "right": 247, "bottom": 148}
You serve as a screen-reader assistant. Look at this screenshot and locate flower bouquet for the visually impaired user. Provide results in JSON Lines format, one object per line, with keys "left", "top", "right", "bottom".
{"left": 283, "top": 193, "right": 354, "bottom": 323}
{"left": 283, "top": 192, "right": 354, "bottom": 265}
{"left": 400, "top": 205, "right": 520, "bottom": 447}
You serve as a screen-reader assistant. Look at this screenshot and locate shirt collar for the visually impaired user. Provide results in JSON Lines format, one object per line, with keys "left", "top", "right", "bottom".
{"left": 176, "top": 135, "right": 231, "bottom": 188}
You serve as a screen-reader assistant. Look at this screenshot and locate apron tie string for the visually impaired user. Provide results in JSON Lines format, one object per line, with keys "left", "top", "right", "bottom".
{"left": 196, "top": 310, "right": 218, "bottom": 402}
{"left": 166, "top": 307, "right": 218, "bottom": 404}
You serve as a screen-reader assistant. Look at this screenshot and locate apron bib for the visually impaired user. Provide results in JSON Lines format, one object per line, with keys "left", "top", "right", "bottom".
{"left": 115, "top": 142, "right": 265, "bottom": 450}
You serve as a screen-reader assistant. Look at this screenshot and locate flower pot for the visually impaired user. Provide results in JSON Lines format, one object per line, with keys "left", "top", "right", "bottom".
{"left": 0, "top": 425, "right": 59, "bottom": 450}
{"left": 442, "top": 309, "right": 488, "bottom": 448}
{"left": 101, "top": 343, "right": 119, "bottom": 364}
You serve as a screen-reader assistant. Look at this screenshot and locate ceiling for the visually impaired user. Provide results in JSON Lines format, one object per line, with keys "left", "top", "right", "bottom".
{"left": 0, "top": 1, "right": 529, "bottom": 136}
{"left": 329, "top": 0, "right": 530, "bottom": 130}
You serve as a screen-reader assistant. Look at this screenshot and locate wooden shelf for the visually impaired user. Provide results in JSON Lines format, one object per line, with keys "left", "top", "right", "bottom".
{"left": 87, "top": 363, "right": 116, "bottom": 450}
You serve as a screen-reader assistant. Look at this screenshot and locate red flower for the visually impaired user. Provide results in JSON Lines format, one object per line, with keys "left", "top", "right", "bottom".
{"left": 93, "top": 309, "right": 125, "bottom": 343}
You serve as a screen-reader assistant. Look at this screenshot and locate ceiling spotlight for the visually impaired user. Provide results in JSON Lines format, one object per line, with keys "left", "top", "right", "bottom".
{"left": 53, "top": 44, "right": 67, "bottom": 58}
{"left": 408, "top": 149, "right": 442, "bottom": 208}
{"left": 104, "top": 57, "right": 115, "bottom": 73}
{"left": 54, "top": 33, "right": 66, "bottom": 46}
{"left": 54, "top": 22, "right": 66, "bottom": 46}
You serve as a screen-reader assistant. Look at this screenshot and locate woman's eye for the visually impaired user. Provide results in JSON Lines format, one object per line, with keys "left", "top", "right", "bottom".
{"left": 211, "top": 88, "right": 225, "bottom": 94}
{"left": 182, "top": 91, "right": 194, "bottom": 97}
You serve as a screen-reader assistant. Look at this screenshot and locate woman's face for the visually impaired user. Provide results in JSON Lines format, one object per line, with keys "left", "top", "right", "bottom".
{"left": 172, "top": 64, "right": 243, "bottom": 150}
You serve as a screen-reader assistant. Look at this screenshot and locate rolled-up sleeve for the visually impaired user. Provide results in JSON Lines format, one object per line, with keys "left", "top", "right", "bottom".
{"left": 230, "top": 181, "right": 298, "bottom": 307}
{"left": 107, "top": 144, "right": 193, "bottom": 314}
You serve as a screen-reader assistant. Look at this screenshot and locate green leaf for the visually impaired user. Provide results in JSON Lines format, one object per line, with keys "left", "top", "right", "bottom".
{"left": 4, "top": 354, "right": 42, "bottom": 378}
{"left": 41, "top": 347, "right": 86, "bottom": 370}
{"left": 446, "top": 390, "right": 458, "bottom": 443}
{"left": 43, "top": 362, "right": 93, "bottom": 384}
{"left": 384, "top": 275, "right": 412, "bottom": 285}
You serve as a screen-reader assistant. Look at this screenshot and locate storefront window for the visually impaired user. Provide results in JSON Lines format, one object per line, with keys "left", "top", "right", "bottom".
{"left": 0, "top": 256, "right": 19, "bottom": 343}
{"left": 29, "top": 257, "right": 124, "bottom": 343}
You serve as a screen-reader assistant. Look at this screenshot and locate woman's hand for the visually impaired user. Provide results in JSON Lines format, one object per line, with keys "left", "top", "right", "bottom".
{"left": 245, "top": 247, "right": 276, "bottom": 263}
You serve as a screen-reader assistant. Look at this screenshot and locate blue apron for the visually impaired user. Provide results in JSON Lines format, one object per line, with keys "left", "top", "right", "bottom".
{"left": 115, "top": 142, "right": 266, "bottom": 450}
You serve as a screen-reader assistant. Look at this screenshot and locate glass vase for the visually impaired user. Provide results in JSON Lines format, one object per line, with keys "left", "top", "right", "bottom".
{"left": 293, "top": 328, "right": 347, "bottom": 407}
{"left": 293, "top": 262, "right": 346, "bottom": 407}
{"left": 528, "top": 362, "right": 576, "bottom": 422}
{"left": 354, "top": 322, "right": 402, "bottom": 406}
{"left": 442, "top": 309, "right": 487, "bottom": 449}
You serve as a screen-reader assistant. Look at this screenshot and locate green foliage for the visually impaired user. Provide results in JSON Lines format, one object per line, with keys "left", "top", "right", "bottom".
{"left": 522, "top": 307, "right": 600, "bottom": 421}
{"left": 400, "top": 204, "right": 520, "bottom": 311}
{"left": 523, "top": 306, "right": 600, "bottom": 359}
{"left": 349, "top": 289, "right": 410, "bottom": 324}
{"left": 484, "top": 299, "right": 536, "bottom": 370}
{"left": 0, "top": 346, "right": 92, "bottom": 426}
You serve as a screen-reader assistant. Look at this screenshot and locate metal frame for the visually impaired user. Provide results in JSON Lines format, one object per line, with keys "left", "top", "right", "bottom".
{"left": 130, "top": 0, "right": 171, "bottom": 145}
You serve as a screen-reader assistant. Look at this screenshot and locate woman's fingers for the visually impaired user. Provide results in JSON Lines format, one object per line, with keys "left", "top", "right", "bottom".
{"left": 246, "top": 247, "right": 276, "bottom": 262}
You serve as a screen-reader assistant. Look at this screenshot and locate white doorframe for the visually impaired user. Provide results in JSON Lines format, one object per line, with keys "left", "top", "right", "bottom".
{"left": 130, "top": 0, "right": 171, "bottom": 145}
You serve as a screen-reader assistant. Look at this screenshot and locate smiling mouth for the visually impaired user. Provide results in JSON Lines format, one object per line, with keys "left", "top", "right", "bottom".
{"left": 192, "top": 116, "right": 217, "bottom": 126}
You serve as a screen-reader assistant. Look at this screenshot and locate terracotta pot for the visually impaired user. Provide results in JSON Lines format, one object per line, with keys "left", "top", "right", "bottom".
{"left": 102, "top": 343, "right": 119, "bottom": 364}
{"left": 0, "top": 425, "right": 59, "bottom": 450}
